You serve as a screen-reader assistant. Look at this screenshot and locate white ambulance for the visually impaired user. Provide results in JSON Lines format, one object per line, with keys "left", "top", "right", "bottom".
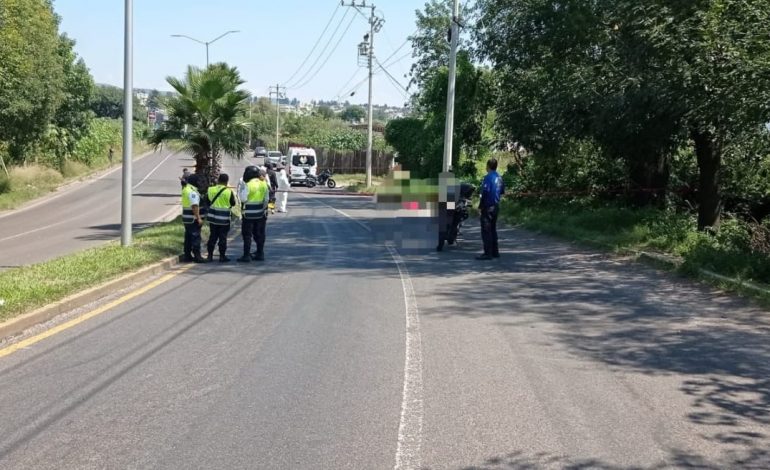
{"left": 287, "top": 147, "right": 317, "bottom": 186}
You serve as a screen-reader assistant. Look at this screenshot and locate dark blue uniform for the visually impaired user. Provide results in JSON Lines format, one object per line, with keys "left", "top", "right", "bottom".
{"left": 479, "top": 171, "right": 505, "bottom": 257}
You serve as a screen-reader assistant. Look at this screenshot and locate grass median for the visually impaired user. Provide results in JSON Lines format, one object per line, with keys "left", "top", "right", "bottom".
{"left": 0, "top": 217, "right": 186, "bottom": 323}
{"left": 500, "top": 198, "right": 770, "bottom": 295}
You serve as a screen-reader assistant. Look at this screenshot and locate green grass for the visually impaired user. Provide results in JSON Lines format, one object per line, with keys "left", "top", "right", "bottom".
{"left": 500, "top": 199, "right": 770, "bottom": 289}
{"left": 335, "top": 173, "right": 385, "bottom": 191}
{"left": 0, "top": 218, "right": 185, "bottom": 322}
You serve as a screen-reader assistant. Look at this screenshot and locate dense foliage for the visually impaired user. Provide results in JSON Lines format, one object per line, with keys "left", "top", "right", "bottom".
{"left": 475, "top": 0, "right": 770, "bottom": 230}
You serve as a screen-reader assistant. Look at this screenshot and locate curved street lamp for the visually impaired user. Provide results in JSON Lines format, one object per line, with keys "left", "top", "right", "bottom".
{"left": 170, "top": 30, "right": 240, "bottom": 67}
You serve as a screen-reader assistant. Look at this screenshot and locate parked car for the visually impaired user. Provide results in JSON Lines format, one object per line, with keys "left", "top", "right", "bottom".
{"left": 254, "top": 146, "right": 268, "bottom": 159}
{"left": 266, "top": 151, "right": 283, "bottom": 165}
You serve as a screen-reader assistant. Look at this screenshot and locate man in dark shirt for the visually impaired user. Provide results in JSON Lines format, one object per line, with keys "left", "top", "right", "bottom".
{"left": 477, "top": 158, "right": 505, "bottom": 260}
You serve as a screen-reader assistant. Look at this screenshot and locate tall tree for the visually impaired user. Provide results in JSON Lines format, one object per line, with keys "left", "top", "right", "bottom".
{"left": 90, "top": 84, "right": 147, "bottom": 122}
{"left": 0, "top": 0, "right": 65, "bottom": 163}
{"left": 409, "top": 0, "right": 475, "bottom": 91}
{"left": 148, "top": 63, "right": 250, "bottom": 185}
{"left": 46, "top": 33, "right": 95, "bottom": 165}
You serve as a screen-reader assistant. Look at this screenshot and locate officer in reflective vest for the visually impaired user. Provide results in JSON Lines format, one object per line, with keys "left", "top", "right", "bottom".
{"left": 181, "top": 174, "right": 205, "bottom": 263}
{"left": 206, "top": 173, "right": 236, "bottom": 262}
{"left": 237, "top": 166, "right": 270, "bottom": 262}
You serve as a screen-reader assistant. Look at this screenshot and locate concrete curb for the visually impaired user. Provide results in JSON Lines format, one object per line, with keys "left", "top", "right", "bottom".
{"left": 0, "top": 255, "right": 179, "bottom": 341}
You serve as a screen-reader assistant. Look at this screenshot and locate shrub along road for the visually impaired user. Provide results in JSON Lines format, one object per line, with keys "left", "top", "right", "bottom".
{"left": 0, "top": 194, "right": 767, "bottom": 468}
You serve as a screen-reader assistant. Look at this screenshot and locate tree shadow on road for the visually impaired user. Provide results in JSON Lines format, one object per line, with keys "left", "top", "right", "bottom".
{"left": 404, "top": 224, "right": 770, "bottom": 469}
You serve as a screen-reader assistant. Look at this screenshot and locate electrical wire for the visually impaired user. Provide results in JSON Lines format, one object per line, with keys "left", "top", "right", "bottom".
{"left": 281, "top": 3, "right": 341, "bottom": 86}
{"left": 285, "top": 8, "right": 352, "bottom": 88}
{"left": 291, "top": 12, "right": 358, "bottom": 91}
{"left": 335, "top": 68, "right": 363, "bottom": 99}
{"left": 375, "top": 58, "right": 409, "bottom": 94}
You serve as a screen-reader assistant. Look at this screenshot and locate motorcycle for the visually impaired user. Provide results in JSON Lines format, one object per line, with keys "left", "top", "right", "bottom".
{"left": 437, "top": 182, "right": 475, "bottom": 252}
{"left": 316, "top": 169, "right": 336, "bottom": 188}
{"left": 302, "top": 168, "right": 318, "bottom": 188}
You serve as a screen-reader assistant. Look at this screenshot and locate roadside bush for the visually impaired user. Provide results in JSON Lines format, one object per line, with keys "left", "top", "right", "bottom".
{"left": 680, "top": 218, "right": 770, "bottom": 283}
{"left": 0, "top": 174, "right": 10, "bottom": 194}
{"left": 9, "top": 165, "right": 63, "bottom": 190}
{"left": 61, "top": 160, "right": 90, "bottom": 178}
{"left": 72, "top": 118, "right": 122, "bottom": 166}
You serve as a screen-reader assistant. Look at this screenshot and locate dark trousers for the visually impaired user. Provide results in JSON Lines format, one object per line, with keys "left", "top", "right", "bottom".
{"left": 207, "top": 224, "right": 230, "bottom": 256}
{"left": 242, "top": 218, "right": 267, "bottom": 255}
{"left": 184, "top": 222, "right": 202, "bottom": 257}
{"left": 480, "top": 205, "right": 499, "bottom": 256}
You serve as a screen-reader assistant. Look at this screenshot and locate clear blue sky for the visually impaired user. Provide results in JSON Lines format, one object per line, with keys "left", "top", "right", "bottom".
{"left": 54, "top": 0, "right": 420, "bottom": 107}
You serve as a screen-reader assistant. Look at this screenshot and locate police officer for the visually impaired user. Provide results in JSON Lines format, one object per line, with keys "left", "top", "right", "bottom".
{"left": 477, "top": 158, "right": 505, "bottom": 260}
{"left": 181, "top": 174, "right": 205, "bottom": 263}
{"left": 238, "top": 166, "right": 270, "bottom": 262}
{"left": 206, "top": 173, "right": 236, "bottom": 262}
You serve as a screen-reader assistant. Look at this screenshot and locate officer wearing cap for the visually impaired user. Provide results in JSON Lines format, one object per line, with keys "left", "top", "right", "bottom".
{"left": 238, "top": 166, "right": 270, "bottom": 262}
{"left": 180, "top": 174, "right": 205, "bottom": 263}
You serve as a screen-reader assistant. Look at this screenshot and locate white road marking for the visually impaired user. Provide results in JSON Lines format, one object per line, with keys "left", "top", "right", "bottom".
{"left": 299, "top": 193, "right": 372, "bottom": 233}
{"left": 132, "top": 151, "right": 177, "bottom": 189}
{"left": 0, "top": 152, "right": 180, "bottom": 243}
{"left": 388, "top": 243, "right": 424, "bottom": 470}
{"left": 0, "top": 150, "right": 160, "bottom": 220}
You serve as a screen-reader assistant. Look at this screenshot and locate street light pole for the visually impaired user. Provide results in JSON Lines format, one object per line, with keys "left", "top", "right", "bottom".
{"left": 121, "top": 0, "right": 133, "bottom": 246}
{"left": 170, "top": 30, "right": 240, "bottom": 67}
{"left": 442, "top": 0, "right": 461, "bottom": 173}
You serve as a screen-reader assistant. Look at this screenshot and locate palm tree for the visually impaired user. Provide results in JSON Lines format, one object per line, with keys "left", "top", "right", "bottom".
{"left": 148, "top": 63, "right": 250, "bottom": 186}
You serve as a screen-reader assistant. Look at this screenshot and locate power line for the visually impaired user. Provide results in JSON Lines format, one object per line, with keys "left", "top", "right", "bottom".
{"left": 285, "top": 8, "right": 351, "bottom": 88}
{"left": 375, "top": 58, "right": 408, "bottom": 94}
{"left": 335, "top": 68, "right": 363, "bottom": 99}
{"left": 291, "top": 12, "right": 358, "bottom": 91}
{"left": 282, "top": 4, "right": 341, "bottom": 86}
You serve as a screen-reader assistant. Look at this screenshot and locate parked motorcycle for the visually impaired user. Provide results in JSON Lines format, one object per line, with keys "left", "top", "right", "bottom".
{"left": 303, "top": 168, "right": 318, "bottom": 188}
{"left": 316, "top": 169, "right": 336, "bottom": 188}
{"left": 437, "top": 182, "right": 475, "bottom": 252}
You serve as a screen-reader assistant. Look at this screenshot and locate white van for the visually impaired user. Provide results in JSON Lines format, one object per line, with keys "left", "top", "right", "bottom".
{"left": 287, "top": 147, "right": 317, "bottom": 185}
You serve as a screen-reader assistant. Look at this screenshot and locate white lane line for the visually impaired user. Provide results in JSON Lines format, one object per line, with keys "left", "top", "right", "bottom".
{"left": 388, "top": 243, "right": 424, "bottom": 470}
{"left": 0, "top": 219, "right": 69, "bottom": 243}
{"left": 132, "top": 151, "right": 177, "bottom": 190}
{"left": 0, "top": 150, "right": 159, "bottom": 221}
{"left": 299, "top": 193, "right": 373, "bottom": 233}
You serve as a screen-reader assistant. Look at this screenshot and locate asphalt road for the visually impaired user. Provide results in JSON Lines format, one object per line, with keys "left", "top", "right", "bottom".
{"left": 0, "top": 149, "right": 192, "bottom": 269}
{"left": 0, "top": 194, "right": 768, "bottom": 469}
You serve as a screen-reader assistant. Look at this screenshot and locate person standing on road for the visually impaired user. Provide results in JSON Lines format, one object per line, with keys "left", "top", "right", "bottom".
{"left": 206, "top": 173, "right": 236, "bottom": 263}
{"left": 276, "top": 165, "right": 290, "bottom": 213}
{"left": 181, "top": 174, "right": 205, "bottom": 263}
{"left": 108, "top": 146, "right": 114, "bottom": 164}
{"left": 477, "top": 158, "right": 505, "bottom": 261}
{"left": 238, "top": 166, "right": 270, "bottom": 262}
{"left": 266, "top": 163, "right": 278, "bottom": 214}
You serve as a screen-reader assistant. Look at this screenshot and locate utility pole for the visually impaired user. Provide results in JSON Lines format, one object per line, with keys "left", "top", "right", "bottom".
{"left": 269, "top": 84, "right": 286, "bottom": 151}
{"left": 121, "top": 0, "right": 133, "bottom": 246}
{"left": 442, "top": 0, "right": 461, "bottom": 173}
{"left": 343, "top": 1, "right": 384, "bottom": 188}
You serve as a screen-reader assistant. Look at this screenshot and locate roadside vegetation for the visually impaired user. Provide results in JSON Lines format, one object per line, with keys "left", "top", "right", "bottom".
{"left": 385, "top": 0, "right": 770, "bottom": 291}
{"left": 0, "top": 0, "right": 151, "bottom": 211}
{"left": 0, "top": 218, "right": 185, "bottom": 323}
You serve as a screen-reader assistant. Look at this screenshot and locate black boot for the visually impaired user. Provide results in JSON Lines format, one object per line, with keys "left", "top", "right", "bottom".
{"left": 207, "top": 252, "right": 214, "bottom": 262}
{"left": 237, "top": 254, "right": 251, "bottom": 263}
{"left": 193, "top": 253, "right": 206, "bottom": 263}
{"left": 254, "top": 251, "right": 265, "bottom": 261}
